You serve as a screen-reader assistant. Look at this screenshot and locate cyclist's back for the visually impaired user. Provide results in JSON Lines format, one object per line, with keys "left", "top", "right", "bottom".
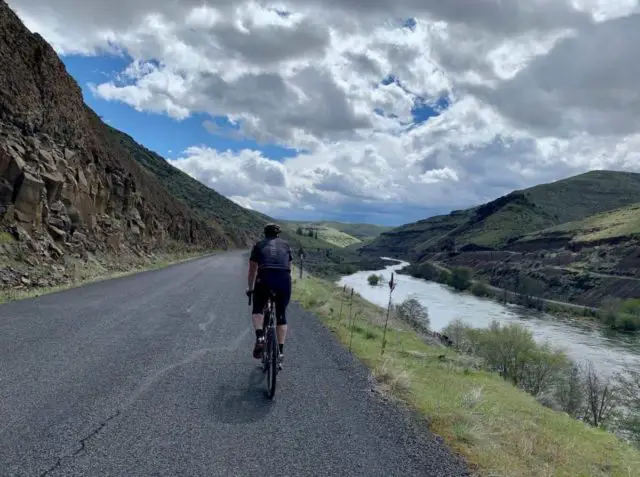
{"left": 252, "top": 236, "right": 292, "bottom": 275}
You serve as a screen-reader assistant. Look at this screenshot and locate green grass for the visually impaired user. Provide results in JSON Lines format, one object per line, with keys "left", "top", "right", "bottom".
{"left": 283, "top": 222, "right": 362, "bottom": 247}
{"left": 292, "top": 271, "right": 640, "bottom": 477}
{"left": 317, "top": 221, "right": 393, "bottom": 241}
{"left": 0, "top": 231, "right": 15, "bottom": 244}
{"left": 519, "top": 203, "right": 640, "bottom": 245}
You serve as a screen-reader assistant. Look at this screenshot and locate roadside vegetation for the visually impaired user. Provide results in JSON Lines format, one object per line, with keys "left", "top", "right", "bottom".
{"left": 291, "top": 268, "right": 640, "bottom": 477}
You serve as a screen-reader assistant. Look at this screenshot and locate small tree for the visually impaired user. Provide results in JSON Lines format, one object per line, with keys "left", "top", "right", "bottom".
{"left": 437, "top": 270, "right": 451, "bottom": 284}
{"left": 416, "top": 262, "right": 440, "bottom": 281}
{"left": 583, "top": 360, "right": 619, "bottom": 428}
{"left": 441, "top": 318, "right": 473, "bottom": 352}
{"left": 518, "top": 343, "right": 569, "bottom": 396}
{"left": 296, "top": 226, "right": 303, "bottom": 236}
{"left": 554, "top": 363, "right": 585, "bottom": 418}
{"left": 470, "top": 281, "right": 490, "bottom": 297}
{"left": 367, "top": 274, "right": 381, "bottom": 286}
{"left": 614, "top": 367, "right": 640, "bottom": 444}
{"left": 396, "top": 297, "right": 429, "bottom": 333}
{"left": 449, "top": 267, "right": 472, "bottom": 291}
{"left": 308, "top": 229, "right": 314, "bottom": 237}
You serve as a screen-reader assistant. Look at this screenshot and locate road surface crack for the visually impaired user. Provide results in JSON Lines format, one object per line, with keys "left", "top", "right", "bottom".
{"left": 39, "top": 410, "right": 121, "bottom": 477}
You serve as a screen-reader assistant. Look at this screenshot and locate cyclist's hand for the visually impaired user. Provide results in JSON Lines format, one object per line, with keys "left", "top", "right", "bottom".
{"left": 246, "top": 288, "right": 253, "bottom": 297}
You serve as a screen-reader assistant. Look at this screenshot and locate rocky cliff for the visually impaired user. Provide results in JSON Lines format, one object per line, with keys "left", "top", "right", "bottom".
{"left": 0, "top": 0, "right": 265, "bottom": 291}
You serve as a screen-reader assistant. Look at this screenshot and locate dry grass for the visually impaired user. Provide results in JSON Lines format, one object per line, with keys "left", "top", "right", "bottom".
{"left": 292, "top": 272, "right": 640, "bottom": 477}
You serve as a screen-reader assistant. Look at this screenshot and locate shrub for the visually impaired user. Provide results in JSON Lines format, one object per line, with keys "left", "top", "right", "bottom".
{"left": 395, "top": 297, "right": 430, "bottom": 333}
{"left": 437, "top": 270, "right": 451, "bottom": 284}
{"left": 470, "top": 281, "right": 490, "bottom": 297}
{"left": 462, "top": 321, "right": 569, "bottom": 394}
{"left": 449, "top": 267, "right": 472, "bottom": 291}
{"left": 416, "top": 262, "right": 440, "bottom": 281}
{"left": 367, "top": 274, "right": 382, "bottom": 286}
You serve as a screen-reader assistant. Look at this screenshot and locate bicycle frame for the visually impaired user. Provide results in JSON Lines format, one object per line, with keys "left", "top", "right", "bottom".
{"left": 249, "top": 290, "right": 279, "bottom": 398}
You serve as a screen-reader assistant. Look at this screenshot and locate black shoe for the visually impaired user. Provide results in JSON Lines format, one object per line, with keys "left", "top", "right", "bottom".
{"left": 253, "top": 337, "right": 265, "bottom": 359}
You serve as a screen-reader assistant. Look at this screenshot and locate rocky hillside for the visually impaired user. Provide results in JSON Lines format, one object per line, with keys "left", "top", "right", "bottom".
{"left": 0, "top": 0, "right": 268, "bottom": 291}
{"left": 363, "top": 171, "right": 640, "bottom": 309}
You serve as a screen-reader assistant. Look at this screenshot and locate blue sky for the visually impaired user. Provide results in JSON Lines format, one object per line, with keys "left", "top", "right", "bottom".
{"left": 61, "top": 53, "right": 449, "bottom": 226}
{"left": 62, "top": 54, "right": 299, "bottom": 163}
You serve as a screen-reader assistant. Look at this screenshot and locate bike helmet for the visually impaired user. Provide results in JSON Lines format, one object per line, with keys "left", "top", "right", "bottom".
{"left": 264, "top": 223, "right": 281, "bottom": 237}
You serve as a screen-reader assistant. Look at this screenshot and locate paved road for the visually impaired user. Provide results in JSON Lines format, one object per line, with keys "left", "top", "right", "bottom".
{"left": 0, "top": 251, "right": 469, "bottom": 477}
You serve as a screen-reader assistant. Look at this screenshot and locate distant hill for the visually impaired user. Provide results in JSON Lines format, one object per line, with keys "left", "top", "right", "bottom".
{"left": 282, "top": 220, "right": 391, "bottom": 248}
{"left": 320, "top": 222, "right": 393, "bottom": 241}
{"left": 364, "top": 170, "right": 640, "bottom": 260}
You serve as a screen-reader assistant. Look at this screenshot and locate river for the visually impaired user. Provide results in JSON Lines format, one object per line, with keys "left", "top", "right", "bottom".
{"left": 337, "top": 259, "right": 640, "bottom": 378}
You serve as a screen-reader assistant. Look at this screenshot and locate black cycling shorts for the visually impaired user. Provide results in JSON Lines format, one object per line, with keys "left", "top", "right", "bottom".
{"left": 252, "top": 269, "right": 292, "bottom": 325}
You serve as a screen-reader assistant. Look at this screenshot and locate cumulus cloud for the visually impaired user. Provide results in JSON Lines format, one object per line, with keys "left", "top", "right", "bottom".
{"left": 8, "top": 0, "right": 640, "bottom": 223}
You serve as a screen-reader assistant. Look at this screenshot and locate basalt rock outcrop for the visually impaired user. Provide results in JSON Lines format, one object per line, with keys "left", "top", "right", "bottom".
{"left": 0, "top": 0, "right": 266, "bottom": 289}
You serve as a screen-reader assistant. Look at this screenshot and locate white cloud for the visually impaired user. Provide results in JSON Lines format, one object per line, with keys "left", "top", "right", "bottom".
{"left": 8, "top": 0, "right": 640, "bottom": 224}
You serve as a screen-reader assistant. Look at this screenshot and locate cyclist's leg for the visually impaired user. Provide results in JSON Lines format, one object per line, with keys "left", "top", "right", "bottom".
{"left": 251, "top": 278, "right": 268, "bottom": 358}
{"left": 274, "top": 272, "right": 292, "bottom": 353}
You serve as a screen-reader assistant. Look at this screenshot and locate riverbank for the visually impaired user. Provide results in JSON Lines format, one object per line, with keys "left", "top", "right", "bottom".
{"left": 291, "top": 269, "right": 640, "bottom": 477}
{"left": 401, "top": 259, "right": 640, "bottom": 332}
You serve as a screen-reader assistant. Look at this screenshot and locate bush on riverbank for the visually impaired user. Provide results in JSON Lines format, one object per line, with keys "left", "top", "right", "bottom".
{"left": 406, "top": 260, "right": 640, "bottom": 333}
{"left": 395, "top": 298, "right": 430, "bottom": 334}
{"left": 599, "top": 298, "right": 640, "bottom": 333}
{"left": 470, "top": 281, "right": 490, "bottom": 297}
{"left": 449, "top": 266, "right": 472, "bottom": 291}
{"left": 441, "top": 319, "right": 640, "bottom": 443}
{"left": 291, "top": 272, "right": 640, "bottom": 476}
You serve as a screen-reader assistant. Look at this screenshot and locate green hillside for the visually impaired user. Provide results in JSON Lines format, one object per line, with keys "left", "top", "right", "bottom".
{"left": 320, "top": 222, "right": 393, "bottom": 241}
{"left": 364, "top": 170, "right": 640, "bottom": 258}
{"left": 515, "top": 202, "right": 640, "bottom": 246}
{"left": 282, "top": 220, "right": 392, "bottom": 248}
{"left": 283, "top": 222, "right": 360, "bottom": 247}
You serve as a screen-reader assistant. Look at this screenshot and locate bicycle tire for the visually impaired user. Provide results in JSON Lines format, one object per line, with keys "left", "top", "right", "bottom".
{"left": 266, "top": 327, "right": 277, "bottom": 398}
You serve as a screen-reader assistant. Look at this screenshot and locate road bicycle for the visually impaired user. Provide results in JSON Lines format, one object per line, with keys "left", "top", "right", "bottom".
{"left": 248, "top": 290, "right": 279, "bottom": 399}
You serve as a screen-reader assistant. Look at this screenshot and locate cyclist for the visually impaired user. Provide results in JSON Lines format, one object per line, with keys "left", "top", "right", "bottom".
{"left": 246, "top": 223, "right": 293, "bottom": 368}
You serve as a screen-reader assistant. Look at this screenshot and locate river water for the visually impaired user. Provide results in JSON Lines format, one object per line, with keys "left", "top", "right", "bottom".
{"left": 337, "top": 259, "right": 640, "bottom": 378}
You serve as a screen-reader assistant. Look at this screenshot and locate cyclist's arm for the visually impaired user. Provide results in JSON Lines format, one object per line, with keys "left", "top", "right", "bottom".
{"left": 248, "top": 243, "right": 261, "bottom": 290}
{"left": 248, "top": 260, "right": 258, "bottom": 290}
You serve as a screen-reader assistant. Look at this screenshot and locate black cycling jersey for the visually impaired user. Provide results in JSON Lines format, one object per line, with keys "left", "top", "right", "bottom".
{"left": 249, "top": 237, "right": 292, "bottom": 271}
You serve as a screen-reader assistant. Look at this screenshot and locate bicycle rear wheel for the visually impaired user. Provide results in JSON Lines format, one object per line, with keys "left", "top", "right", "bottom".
{"left": 266, "top": 327, "right": 277, "bottom": 399}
